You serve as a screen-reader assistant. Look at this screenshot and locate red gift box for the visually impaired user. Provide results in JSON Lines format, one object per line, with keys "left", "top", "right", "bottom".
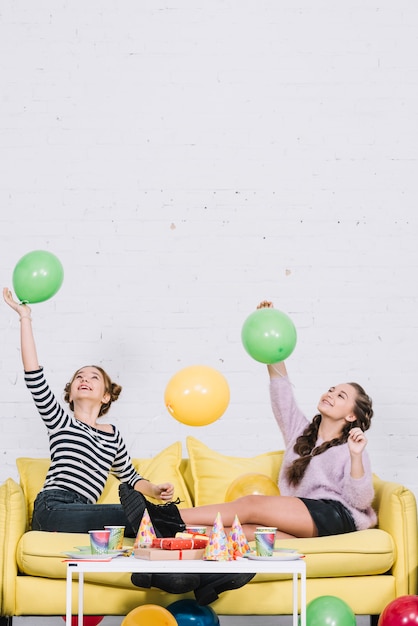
{"left": 151, "top": 537, "right": 208, "bottom": 550}
{"left": 134, "top": 547, "right": 205, "bottom": 560}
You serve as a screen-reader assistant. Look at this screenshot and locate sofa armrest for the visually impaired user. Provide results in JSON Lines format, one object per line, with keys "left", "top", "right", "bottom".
{"left": 0, "top": 478, "right": 27, "bottom": 616}
{"left": 372, "top": 474, "right": 418, "bottom": 595}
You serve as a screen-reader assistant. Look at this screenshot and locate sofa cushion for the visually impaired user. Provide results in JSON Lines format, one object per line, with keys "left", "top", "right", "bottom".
{"left": 17, "top": 442, "right": 193, "bottom": 528}
{"left": 17, "top": 527, "right": 394, "bottom": 582}
{"left": 17, "top": 530, "right": 134, "bottom": 583}
{"left": 269, "top": 529, "right": 395, "bottom": 577}
{"left": 126, "top": 442, "right": 193, "bottom": 508}
{"left": 186, "top": 436, "right": 283, "bottom": 506}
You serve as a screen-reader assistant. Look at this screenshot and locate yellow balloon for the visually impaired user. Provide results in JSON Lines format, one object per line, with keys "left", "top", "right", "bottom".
{"left": 225, "top": 473, "right": 280, "bottom": 502}
{"left": 164, "top": 365, "right": 230, "bottom": 427}
{"left": 122, "top": 605, "right": 178, "bottom": 626}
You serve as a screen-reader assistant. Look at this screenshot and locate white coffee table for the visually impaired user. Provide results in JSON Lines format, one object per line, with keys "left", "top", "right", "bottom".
{"left": 66, "top": 555, "right": 306, "bottom": 626}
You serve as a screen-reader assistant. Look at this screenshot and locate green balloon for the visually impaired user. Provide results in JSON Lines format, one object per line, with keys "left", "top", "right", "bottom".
{"left": 306, "top": 596, "right": 356, "bottom": 626}
{"left": 241, "top": 308, "right": 297, "bottom": 364}
{"left": 12, "top": 250, "right": 64, "bottom": 304}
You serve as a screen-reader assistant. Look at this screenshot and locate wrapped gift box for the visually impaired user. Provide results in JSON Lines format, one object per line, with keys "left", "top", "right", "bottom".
{"left": 151, "top": 537, "right": 208, "bottom": 550}
{"left": 134, "top": 547, "right": 205, "bottom": 561}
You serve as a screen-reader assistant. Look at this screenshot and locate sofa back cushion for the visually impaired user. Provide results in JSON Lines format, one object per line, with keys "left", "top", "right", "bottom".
{"left": 186, "top": 436, "right": 283, "bottom": 506}
{"left": 17, "top": 442, "right": 193, "bottom": 528}
{"left": 132, "top": 442, "right": 192, "bottom": 508}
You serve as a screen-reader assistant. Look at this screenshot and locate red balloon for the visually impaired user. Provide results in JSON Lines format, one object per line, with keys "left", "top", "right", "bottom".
{"left": 378, "top": 596, "right": 418, "bottom": 626}
{"left": 62, "top": 617, "right": 104, "bottom": 626}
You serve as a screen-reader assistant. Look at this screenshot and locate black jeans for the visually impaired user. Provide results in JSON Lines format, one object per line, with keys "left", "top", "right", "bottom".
{"left": 32, "top": 489, "right": 136, "bottom": 536}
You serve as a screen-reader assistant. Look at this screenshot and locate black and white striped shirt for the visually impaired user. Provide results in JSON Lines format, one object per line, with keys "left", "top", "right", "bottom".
{"left": 25, "top": 368, "right": 143, "bottom": 503}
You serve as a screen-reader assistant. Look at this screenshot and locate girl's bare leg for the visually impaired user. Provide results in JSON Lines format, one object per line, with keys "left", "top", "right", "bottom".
{"left": 181, "top": 495, "right": 317, "bottom": 541}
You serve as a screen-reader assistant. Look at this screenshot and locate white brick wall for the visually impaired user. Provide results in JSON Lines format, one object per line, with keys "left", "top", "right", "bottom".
{"left": 1, "top": 2, "right": 417, "bottom": 504}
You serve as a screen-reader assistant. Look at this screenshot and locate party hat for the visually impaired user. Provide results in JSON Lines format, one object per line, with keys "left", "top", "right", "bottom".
{"left": 203, "top": 512, "right": 230, "bottom": 561}
{"left": 134, "top": 508, "right": 157, "bottom": 548}
{"left": 228, "top": 514, "right": 251, "bottom": 557}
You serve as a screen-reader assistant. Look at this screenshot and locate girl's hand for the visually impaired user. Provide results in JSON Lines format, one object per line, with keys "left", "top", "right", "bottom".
{"left": 152, "top": 482, "right": 175, "bottom": 502}
{"left": 3, "top": 287, "right": 32, "bottom": 318}
{"left": 257, "top": 300, "right": 273, "bottom": 309}
{"left": 348, "top": 427, "right": 367, "bottom": 455}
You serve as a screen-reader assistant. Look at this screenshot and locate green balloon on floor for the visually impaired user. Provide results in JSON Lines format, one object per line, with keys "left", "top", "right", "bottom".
{"left": 306, "top": 595, "right": 356, "bottom": 626}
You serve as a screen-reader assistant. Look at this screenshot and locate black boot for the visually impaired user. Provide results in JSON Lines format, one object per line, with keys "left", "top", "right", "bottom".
{"left": 194, "top": 573, "right": 256, "bottom": 606}
{"left": 131, "top": 572, "right": 201, "bottom": 594}
{"left": 119, "top": 483, "right": 147, "bottom": 535}
{"left": 119, "top": 483, "right": 186, "bottom": 537}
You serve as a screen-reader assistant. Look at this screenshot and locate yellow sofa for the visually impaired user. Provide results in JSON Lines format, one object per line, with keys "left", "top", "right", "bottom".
{"left": 1, "top": 437, "right": 417, "bottom": 625}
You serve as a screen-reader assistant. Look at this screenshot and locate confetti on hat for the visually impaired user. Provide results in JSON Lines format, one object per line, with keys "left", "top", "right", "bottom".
{"left": 228, "top": 514, "right": 251, "bottom": 557}
{"left": 134, "top": 508, "right": 157, "bottom": 548}
{"left": 203, "top": 512, "right": 230, "bottom": 561}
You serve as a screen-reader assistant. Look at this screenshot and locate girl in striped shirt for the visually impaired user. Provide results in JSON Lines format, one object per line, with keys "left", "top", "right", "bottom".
{"left": 3, "top": 287, "right": 175, "bottom": 535}
{"left": 4, "top": 287, "right": 255, "bottom": 601}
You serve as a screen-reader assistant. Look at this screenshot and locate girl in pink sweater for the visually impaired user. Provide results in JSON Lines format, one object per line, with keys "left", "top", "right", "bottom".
{"left": 120, "top": 301, "right": 376, "bottom": 542}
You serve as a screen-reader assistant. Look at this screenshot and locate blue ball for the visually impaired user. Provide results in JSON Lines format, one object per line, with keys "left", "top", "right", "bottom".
{"left": 167, "top": 599, "right": 220, "bottom": 626}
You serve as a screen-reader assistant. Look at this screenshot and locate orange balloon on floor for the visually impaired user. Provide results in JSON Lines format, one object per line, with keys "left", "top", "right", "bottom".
{"left": 224, "top": 473, "right": 280, "bottom": 502}
{"left": 164, "top": 365, "right": 230, "bottom": 426}
{"left": 121, "top": 604, "right": 178, "bottom": 626}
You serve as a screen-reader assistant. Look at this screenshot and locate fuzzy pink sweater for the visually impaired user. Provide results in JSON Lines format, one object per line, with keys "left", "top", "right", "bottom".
{"left": 270, "top": 375, "right": 377, "bottom": 531}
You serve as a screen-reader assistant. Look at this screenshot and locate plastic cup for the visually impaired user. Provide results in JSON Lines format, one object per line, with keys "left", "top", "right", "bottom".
{"left": 255, "top": 531, "right": 275, "bottom": 557}
{"left": 186, "top": 525, "right": 207, "bottom": 535}
{"left": 88, "top": 529, "right": 110, "bottom": 555}
{"left": 105, "top": 526, "right": 125, "bottom": 550}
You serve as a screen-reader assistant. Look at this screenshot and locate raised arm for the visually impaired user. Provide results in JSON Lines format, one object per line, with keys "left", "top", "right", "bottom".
{"left": 3, "top": 288, "right": 40, "bottom": 371}
{"left": 256, "top": 300, "right": 288, "bottom": 378}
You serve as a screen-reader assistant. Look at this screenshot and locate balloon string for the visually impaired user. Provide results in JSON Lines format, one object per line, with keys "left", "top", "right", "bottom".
{"left": 270, "top": 364, "right": 285, "bottom": 377}
{"left": 270, "top": 363, "right": 296, "bottom": 387}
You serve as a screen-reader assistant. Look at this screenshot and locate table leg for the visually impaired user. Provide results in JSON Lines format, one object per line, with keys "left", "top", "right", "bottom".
{"left": 78, "top": 572, "right": 84, "bottom": 626}
{"left": 300, "top": 568, "right": 306, "bottom": 626}
{"left": 66, "top": 566, "right": 73, "bottom": 624}
{"left": 292, "top": 572, "right": 298, "bottom": 626}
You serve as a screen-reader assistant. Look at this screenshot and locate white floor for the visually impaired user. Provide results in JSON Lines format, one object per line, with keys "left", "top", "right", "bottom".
{"left": 12, "top": 615, "right": 372, "bottom": 625}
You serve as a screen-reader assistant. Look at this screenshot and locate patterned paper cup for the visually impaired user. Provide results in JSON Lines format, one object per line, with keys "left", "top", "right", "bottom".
{"left": 186, "top": 525, "right": 207, "bottom": 535}
{"left": 88, "top": 529, "right": 111, "bottom": 554}
{"left": 255, "top": 531, "right": 275, "bottom": 557}
{"left": 104, "top": 526, "right": 125, "bottom": 550}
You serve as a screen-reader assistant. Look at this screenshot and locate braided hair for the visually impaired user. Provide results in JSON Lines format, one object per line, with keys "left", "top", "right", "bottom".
{"left": 64, "top": 365, "right": 122, "bottom": 417}
{"left": 285, "top": 382, "right": 373, "bottom": 487}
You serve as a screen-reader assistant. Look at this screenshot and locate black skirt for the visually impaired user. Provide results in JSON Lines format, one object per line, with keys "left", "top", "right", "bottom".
{"left": 299, "top": 498, "right": 356, "bottom": 536}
